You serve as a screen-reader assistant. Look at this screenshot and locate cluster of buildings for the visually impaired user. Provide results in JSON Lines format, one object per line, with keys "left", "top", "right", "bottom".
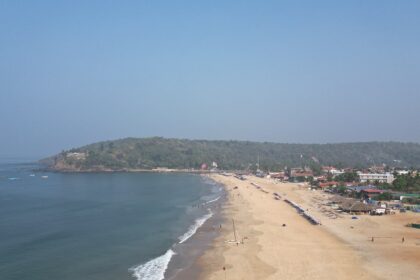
{"left": 328, "top": 196, "right": 392, "bottom": 215}
{"left": 269, "top": 167, "right": 314, "bottom": 181}
{"left": 268, "top": 165, "right": 417, "bottom": 186}
{"left": 266, "top": 165, "right": 419, "bottom": 214}
{"left": 327, "top": 191, "right": 420, "bottom": 215}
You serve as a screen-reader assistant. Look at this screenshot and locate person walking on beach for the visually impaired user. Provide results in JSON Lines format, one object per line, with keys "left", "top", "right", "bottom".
{"left": 402, "top": 237, "right": 405, "bottom": 243}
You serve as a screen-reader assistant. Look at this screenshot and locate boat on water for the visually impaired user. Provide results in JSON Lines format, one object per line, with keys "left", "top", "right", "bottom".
{"left": 29, "top": 174, "right": 35, "bottom": 177}
{"left": 41, "top": 175, "right": 48, "bottom": 179}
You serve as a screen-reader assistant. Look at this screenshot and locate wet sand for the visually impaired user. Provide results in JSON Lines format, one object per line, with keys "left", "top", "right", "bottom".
{"left": 170, "top": 187, "right": 227, "bottom": 280}
{"left": 196, "top": 174, "right": 420, "bottom": 280}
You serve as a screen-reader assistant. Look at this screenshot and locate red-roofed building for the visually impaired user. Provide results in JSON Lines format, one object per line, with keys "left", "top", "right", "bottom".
{"left": 270, "top": 172, "right": 288, "bottom": 181}
{"left": 290, "top": 169, "right": 313, "bottom": 178}
{"left": 360, "top": 189, "right": 384, "bottom": 198}
{"left": 318, "top": 181, "right": 339, "bottom": 188}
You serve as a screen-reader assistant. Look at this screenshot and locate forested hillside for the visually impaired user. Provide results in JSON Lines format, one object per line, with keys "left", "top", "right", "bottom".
{"left": 43, "top": 137, "right": 420, "bottom": 171}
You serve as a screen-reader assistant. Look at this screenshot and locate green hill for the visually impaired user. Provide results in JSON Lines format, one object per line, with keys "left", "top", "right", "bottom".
{"left": 42, "top": 137, "right": 420, "bottom": 171}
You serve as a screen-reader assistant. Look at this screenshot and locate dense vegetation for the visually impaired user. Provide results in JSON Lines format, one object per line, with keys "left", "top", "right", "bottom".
{"left": 335, "top": 172, "right": 359, "bottom": 182}
{"left": 45, "top": 137, "right": 420, "bottom": 171}
{"left": 379, "top": 173, "right": 420, "bottom": 193}
{"left": 392, "top": 173, "right": 420, "bottom": 192}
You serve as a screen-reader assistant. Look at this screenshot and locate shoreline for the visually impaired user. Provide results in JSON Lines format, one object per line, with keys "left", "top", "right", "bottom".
{"left": 195, "top": 174, "right": 279, "bottom": 280}
{"left": 168, "top": 194, "right": 226, "bottom": 280}
{"left": 37, "top": 167, "right": 216, "bottom": 173}
{"left": 130, "top": 175, "right": 227, "bottom": 280}
{"left": 193, "top": 174, "right": 420, "bottom": 280}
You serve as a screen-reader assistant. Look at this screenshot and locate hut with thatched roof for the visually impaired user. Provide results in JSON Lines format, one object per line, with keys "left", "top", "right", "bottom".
{"left": 330, "top": 196, "right": 349, "bottom": 204}
{"left": 339, "top": 200, "right": 373, "bottom": 214}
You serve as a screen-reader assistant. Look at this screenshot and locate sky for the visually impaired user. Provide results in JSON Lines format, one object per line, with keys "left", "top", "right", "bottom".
{"left": 1, "top": 0, "right": 420, "bottom": 158}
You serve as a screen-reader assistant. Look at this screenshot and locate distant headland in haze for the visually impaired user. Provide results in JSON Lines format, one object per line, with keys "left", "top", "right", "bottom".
{"left": 41, "top": 137, "right": 420, "bottom": 172}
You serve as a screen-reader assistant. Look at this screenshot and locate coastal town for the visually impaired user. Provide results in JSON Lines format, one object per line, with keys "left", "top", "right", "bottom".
{"left": 265, "top": 165, "right": 420, "bottom": 217}
{"left": 202, "top": 162, "right": 419, "bottom": 217}
{"left": 190, "top": 163, "right": 420, "bottom": 280}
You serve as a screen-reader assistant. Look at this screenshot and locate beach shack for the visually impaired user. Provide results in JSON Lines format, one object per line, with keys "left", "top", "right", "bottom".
{"left": 318, "top": 181, "right": 339, "bottom": 189}
{"left": 339, "top": 200, "right": 373, "bottom": 214}
{"left": 270, "top": 172, "right": 288, "bottom": 181}
{"left": 328, "top": 196, "right": 351, "bottom": 210}
{"left": 372, "top": 207, "right": 386, "bottom": 215}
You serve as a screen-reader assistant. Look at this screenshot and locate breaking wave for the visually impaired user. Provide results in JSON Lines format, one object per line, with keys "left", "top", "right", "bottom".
{"left": 203, "top": 196, "right": 221, "bottom": 205}
{"left": 178, "top": 209, "right": 213, "bottom": 244}
{"left": 130, "top": 192, "right": 218, "bottom": 279}
{"left": 130, "top": 249, "right": 175, "bottom": 280}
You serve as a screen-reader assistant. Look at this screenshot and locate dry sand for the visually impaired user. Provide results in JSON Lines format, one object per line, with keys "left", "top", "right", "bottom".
{"left": 197, "top": 174, "right": 420, "bottom": 280}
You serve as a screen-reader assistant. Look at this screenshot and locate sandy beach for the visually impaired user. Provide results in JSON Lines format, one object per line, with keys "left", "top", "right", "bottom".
{"left": 196, "top": 174, "right": 420, "bottom": 280}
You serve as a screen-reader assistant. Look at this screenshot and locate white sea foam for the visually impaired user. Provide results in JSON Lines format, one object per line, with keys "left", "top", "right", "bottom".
{"left": 129, "top": 209, "right": 214, "bottom": 279}
{"left": 130, "top": 249, "right": 175, "bottom": 280}
{"left": 201, "top": 176, "right": 216, "bottom": 184}
{"left": 203, "top": 196, "right": 221, "bottom": 205}
{"left": 178, "top": 209, "right": 213, "bottom": 244}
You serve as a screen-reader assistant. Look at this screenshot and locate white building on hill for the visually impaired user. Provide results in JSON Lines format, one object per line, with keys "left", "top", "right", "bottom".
{"left": 358, "top": 172, "right": 394, "bottom": 184}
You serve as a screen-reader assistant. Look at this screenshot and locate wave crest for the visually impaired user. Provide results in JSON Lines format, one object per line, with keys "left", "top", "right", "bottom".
{"left": 130, "top": 249, "right": 175, "bottom": 280}
{"left": 178, "top": 210, "right": 213, "bottom": 244}
{"left": 203, "top": 196, "right": 221, "bottom": 205}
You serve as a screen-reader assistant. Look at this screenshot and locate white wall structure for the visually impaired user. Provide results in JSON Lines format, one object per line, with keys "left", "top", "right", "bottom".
{"left": 358, "top": 172, "right": 395, "bottom": 184}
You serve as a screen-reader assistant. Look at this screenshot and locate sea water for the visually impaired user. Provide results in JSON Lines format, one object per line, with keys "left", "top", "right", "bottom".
{"left": 0, "top": 160, "right": 222, "bottom": 280}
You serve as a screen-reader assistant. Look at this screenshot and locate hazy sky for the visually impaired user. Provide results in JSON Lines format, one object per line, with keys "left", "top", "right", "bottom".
{"left": 1, "top": 1, "right": 420, "bottom": 157}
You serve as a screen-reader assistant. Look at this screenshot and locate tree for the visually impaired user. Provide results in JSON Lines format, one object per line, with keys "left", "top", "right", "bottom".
{"left": 308, "top": 176, "right": 315, "bottom": 185}
{"left": 327, "top": 173, "right": 333, "bottom": 181}
{"left": 375, "top": 192, "right": 393, "bottom": 201}
{"left": 393, "top": 175, "right": 408, "bottom": 191}
{"left": 336, "top": 185, "right": 347, "bottom": 195}
{"left": 378, "top": 183, "right": 392, "bottom": 190}
{"left": 335, "top": 172, "right": 359, "bottom": 182}
{"left": 392, "top": 174, "right": 420, "bottom": 192}
{"left": 310, "top": 164, "right": 322, "bottom": 176}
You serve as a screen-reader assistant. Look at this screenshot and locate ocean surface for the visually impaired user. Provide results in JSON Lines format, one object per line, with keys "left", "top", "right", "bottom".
{"left": 0, "top": 160, "right": 222, "bottom": 280}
